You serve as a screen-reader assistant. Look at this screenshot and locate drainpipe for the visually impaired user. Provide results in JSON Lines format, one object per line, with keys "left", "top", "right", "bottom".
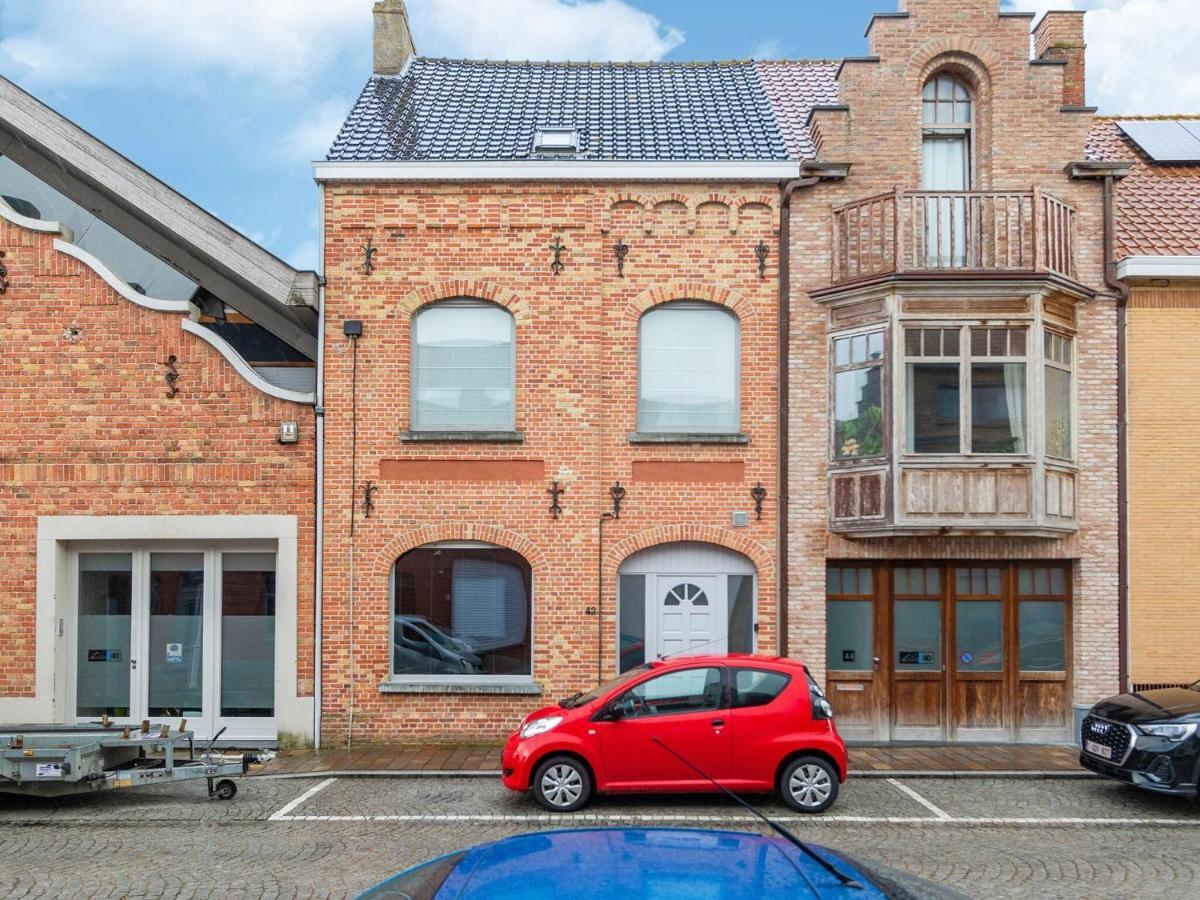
{"left": 1102, "top": 173, "right": 1130, "bottom": 693}
{"left": 777, "top": 176, "right": 819, "bottom": 658}
{"left": 313, "top": 189, "right": 326, "bottom": 750}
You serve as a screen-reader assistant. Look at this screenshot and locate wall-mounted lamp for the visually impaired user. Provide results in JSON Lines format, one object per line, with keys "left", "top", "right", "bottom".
{"left": 278, "top": 421, "right": 300, "bottom": 444}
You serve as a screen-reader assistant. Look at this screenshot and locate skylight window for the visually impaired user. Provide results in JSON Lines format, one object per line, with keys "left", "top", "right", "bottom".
{"left": 534, "top": 128, "right": 580, "bottom": 153}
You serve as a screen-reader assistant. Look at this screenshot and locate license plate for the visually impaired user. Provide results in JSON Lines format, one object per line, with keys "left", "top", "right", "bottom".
{"left": 1084, "top": 739, "right": 1112, "bottom": 760}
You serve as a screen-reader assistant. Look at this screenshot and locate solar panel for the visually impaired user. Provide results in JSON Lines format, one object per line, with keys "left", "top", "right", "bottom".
{"left": 1117, "top": 120, "right": 1200, "bottom": 163}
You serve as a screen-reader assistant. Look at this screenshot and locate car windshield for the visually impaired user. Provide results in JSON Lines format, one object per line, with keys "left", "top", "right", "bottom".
{"left": 562, "top": 665, "right": 653, "bottom": 708}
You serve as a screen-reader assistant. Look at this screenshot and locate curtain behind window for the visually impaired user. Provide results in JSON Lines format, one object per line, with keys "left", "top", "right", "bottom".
{"left": 639, "top": 304, "right": 739, "bottom": 433}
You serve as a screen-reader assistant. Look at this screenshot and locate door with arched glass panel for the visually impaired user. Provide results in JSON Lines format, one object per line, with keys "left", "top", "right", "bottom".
{"left": 922, "top": 73, "right": 972, "bottom": 267}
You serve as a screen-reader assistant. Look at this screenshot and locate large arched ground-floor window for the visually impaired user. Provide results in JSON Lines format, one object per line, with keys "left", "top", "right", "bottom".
{"left": 392, "top": 542, "right": 532, "bottom": 679}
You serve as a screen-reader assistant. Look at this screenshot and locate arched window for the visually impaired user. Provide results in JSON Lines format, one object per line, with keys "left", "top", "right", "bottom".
{"left": 921, "top": 74, "right": 974, "bottom": 268}
{"left": 921, "top": 74, "right": 973, "bottom": 191}
{"left": 638, "top": 302, "right": 739, "bottom": 434}
{"left": 411, "top": 300, "right": 515, "bottom": 432}
{"left": 392, "top": 543, "right": 532, "bottom": 679}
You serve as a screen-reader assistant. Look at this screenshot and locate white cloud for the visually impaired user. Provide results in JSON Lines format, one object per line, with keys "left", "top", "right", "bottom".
{"left": 748, "top": 39, "right": 784, "bottom": 61}
{"left": 279, "top": 97, "right": 354, "bottom": 163}
{"left": 407, "top": 0, "right": 683, "bottom": 61}
{"left": 0, "top": 0, "right": 369, "bottom": 90}
{"left": 1005, "top": 0, "right": 1200, "bottom": 114}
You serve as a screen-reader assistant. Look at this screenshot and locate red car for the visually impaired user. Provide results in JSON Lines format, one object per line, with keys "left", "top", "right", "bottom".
{"left": 501, "top": 654, "right": 847, "bottom": 813}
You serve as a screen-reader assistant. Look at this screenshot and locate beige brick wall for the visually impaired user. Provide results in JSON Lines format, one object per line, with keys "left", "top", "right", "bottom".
{"left": 787, "top": 0, "right": 1120, "bottom": 704}
{"left": 1127, "top": 288, "right": 1200, "bottom": 685}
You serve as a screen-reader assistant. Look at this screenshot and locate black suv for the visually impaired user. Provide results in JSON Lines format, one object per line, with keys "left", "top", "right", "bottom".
{"left": 1080, "top": 680, "right": 1200, "bottom": 800}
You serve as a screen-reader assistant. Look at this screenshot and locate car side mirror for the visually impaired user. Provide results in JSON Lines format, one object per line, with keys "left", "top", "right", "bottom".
{"left": 604, "top": 701, "right": 625, "bottom": 721}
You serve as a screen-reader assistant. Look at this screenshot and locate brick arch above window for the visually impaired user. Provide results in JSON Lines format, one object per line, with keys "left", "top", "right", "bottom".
{"left": 393, "top": 280, "right": 529, "bottom": 323}
{"left": 909, "top": 40, "right": 999, "bottom": 90}
{"left": 604, "top": 525, "right": 772, "bottom": 580}
{"left": 374, "top": 523, "right": 549, "bottom": 580}
{"left": 622, "top": 282, "right": 754, "bottom": 324}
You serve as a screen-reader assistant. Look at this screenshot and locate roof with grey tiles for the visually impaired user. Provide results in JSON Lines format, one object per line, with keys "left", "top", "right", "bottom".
{"left": 326, "top": 58, "right": 839, "bottom": 163}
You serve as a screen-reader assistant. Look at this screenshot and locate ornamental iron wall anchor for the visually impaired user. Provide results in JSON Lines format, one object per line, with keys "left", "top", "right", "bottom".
{"left": 548, "top": 481, "right": 565, "bottom": 519}
{"left": 751, "top": 482, "right": 767, "bottom": 520}
{"left": 362, "top": 236, "right": 377, "bottom": 275}
{"left": 0, "top": 249, "right": 7, "bottom": 294}
{"left": 162, "top": 355, "right": 180, "bottom": 398}
{"left": 363, "top": 480, "right": 379, "bottom": 519}
{"left": 610, "top": 481, "right": 627, "bottom": 519}
{"left": 613, "top": 240, "right": 629, "bottom": 277}
{"left": 550, "top": 237, "right": 567, "bottom": 276}
{"left": 755, "top": 240, "right": 769, "bottom": 280}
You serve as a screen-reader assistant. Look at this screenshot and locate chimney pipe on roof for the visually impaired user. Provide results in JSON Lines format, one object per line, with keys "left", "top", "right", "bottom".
{"left": 1033, "top": 11, "right": 1087, "bottom": 107}
{"left": 374, "top": 0, "right": 416, "bottom": 76}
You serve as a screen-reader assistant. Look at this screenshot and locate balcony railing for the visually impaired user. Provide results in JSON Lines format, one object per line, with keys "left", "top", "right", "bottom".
{"left": 832, "top": 188, "right": 1077, "bottom": 285}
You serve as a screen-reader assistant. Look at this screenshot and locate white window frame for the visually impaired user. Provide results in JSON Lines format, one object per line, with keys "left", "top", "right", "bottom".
{"left": 410, "top": 299, "right": 516, "bottom": 433}
{"left": 636, "top": 301, "right": 741, "bottom": 435}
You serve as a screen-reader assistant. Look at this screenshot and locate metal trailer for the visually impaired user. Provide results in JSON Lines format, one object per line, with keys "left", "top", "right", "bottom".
{"left": 0, "top": 721, "right": 257, "bottom": 800}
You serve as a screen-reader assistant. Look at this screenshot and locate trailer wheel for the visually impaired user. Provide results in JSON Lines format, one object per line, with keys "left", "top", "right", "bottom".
{"left": 214, "top": 779, "right": 237, "bottom": 800}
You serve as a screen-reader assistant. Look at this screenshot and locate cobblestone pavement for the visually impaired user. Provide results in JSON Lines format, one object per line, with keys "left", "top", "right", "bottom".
{"left": 0, "top": 775, "right": 1196, "bottom": 898}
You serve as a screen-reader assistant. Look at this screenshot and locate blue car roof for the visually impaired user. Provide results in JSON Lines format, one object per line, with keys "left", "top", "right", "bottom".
{"left": 360, "top": 827, "right": 883, "bottom": 900}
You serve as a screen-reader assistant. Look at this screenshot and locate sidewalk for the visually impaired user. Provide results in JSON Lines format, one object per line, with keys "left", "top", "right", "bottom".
{"left": 254, "top": 742, "right": 1083, "bottom": 778}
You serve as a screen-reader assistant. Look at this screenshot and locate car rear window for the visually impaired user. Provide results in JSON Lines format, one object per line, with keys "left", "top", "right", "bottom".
{"left": 731, "top": 669, "right": 791, "bottom": 708}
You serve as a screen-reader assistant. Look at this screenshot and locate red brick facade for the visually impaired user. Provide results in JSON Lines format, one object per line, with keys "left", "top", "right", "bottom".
{"left": 319, "top": 183, "right": 780, "bottom": 742}
{"left": 0, "top": 216, "right": 315, "bottom": 729}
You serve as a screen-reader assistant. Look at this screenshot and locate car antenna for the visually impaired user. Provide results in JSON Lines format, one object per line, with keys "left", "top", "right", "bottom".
{"left": 657, "top": 634, "right": 734, "bottom": 661}
{"left": 651, "top": 737, "right": 863, "bottom": 892}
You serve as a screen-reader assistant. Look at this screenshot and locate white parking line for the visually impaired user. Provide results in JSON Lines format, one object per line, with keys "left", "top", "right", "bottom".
{"left": 268, "top": 777, "right": 337, "bottom": 821}
{"left": 887, "top": 778, "right": 951, "bottom": 820}
{"left": 269, "top": 812, "right": 1200, "bottom": 828}
{"left": 265, "top": 775, "right": 1200, "bottom": 829}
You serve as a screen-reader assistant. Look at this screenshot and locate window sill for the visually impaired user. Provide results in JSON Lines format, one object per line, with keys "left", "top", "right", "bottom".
{"left": 379, "top": 680, "right": 543, "bottom": 696}
{"left": 400, "top": 430, "right": 524, "bottom": 443}
{"left": 628, "top": 432, "right": 749, "bottom": 445}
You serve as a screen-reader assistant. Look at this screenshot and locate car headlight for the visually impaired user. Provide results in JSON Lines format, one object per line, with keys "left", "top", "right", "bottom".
{"left": 519, "top": 715, "right": 563, "bottom": 739}
{"left": 1138, "top": 723, "right": 1197, "bottom": 742}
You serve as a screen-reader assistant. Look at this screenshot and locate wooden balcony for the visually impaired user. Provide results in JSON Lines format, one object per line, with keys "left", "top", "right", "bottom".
{"left": 829, "top": 460, "right": 1078, "bottom": 538}
{"left": 832, "top": 188, "right": 1077, "bottom": 286}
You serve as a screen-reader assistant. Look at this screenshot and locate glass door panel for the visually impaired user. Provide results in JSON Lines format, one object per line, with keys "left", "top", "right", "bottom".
{"left": 76, "top": 553, "right": 134, "bottom": 718}
{"left": 891, "top": 598, "right": 945, "bottom": 739}
{"left": 148, "top": 552, "right": 206, "bottom": 718}
{"left": 220, "top": 553, "right": 276, "bottom": 718}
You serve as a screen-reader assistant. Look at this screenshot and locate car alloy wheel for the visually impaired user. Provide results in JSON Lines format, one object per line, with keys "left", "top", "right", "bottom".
{"left": 532, "top": 756, "right": 592, "bottom": 812}
{"left": 780, "top": 756, "right": 839, "bottom": 814}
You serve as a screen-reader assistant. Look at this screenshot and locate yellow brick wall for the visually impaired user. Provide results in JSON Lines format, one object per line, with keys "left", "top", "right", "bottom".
{"left": 1127, "top": 287, "right": 1200, "bottom": 684}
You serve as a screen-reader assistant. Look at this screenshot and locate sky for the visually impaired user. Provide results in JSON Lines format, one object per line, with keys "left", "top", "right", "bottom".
{"left": 1, "top": 0, "right": 1196, "bottom": 274}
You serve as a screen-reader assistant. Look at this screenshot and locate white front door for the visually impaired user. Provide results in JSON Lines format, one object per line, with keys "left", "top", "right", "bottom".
{"left": 655, "top": 575, "right": 725, "bottom": 658}
{"left": 72, "top": 547, "right": 277, "bottom": 742}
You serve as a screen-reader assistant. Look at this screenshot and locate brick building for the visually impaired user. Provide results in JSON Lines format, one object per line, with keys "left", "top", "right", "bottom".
{"left": 314, "top": 0, "right": 1125, "bottom": 744}
{"left": 788, "top": 2, "right": 1121, "bottom": 742}
{"left": 316, "top": 10, "right": 797, "bottom": 740}
{"left": 1088, "top": 115, "right": 1200, "bottom": 690}
{"left": 0, "top": 78, "right": 319, "bottom": 744}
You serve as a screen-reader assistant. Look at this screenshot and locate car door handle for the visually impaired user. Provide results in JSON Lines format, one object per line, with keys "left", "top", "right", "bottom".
{"left": 710, "top": 718, "right": 725, "bottom": 727}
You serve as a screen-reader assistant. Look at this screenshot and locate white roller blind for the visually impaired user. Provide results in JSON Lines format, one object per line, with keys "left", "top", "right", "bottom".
{"left": 638, "top": 304, "right": 739, "bottom": 433}
{"left": 413, "top": 303, "right": 515, "bottom": 431}
{"left": 451, "top": 558, "right": 528, "bottom": 652}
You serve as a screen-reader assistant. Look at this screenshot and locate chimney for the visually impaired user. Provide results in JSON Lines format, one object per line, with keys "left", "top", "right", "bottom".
{"left": 1033, "top": 11, "right": 1087, "bottom": 107}
{"left": 373, "top": 0, "right": 416, "bottom": 75}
